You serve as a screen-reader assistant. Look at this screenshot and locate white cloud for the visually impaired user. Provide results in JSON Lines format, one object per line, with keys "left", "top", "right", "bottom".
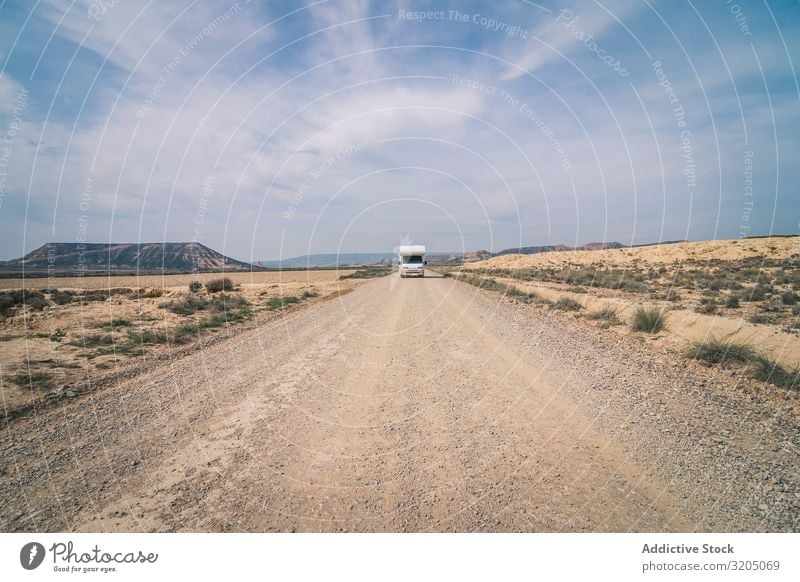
{"left": 0, "top": 73, "right": 28, "bottom": 115}
{"left": 499, "top": 0, "right": 643, "bottom": 81}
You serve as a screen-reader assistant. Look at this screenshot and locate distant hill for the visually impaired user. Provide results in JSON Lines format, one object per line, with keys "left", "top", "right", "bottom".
{"left": 494, "top": 244, "right": 572, "bottom": 256}
{"left": 466, "top": 236, "right": 800, "bottom": 270}
{"left": 257, "top": 253, "right": 397, "bottom": 269}
{"left": 494, "top": 242, "right": 627, "bottom": 256}
{"left": 259, "top": 251, "right": 491, "bottom": 268}
{"left": 462, "top": 250, "right": 492, "bottom": 263}
{"left": 0, "top": 242, "right": 255, "bottom": 275}
{"left": 260, "top": 245, "right": 632, "bottom": 268}
{"left": 580, "top": 242, "right": 628, "bottom": 251}
{"left": 630, "top": 240, "right": 688, "bottom": 248}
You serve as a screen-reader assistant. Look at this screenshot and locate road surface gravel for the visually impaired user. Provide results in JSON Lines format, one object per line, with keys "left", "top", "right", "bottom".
{"left": 1, "top": 272, "right": 797, "bottom": 532}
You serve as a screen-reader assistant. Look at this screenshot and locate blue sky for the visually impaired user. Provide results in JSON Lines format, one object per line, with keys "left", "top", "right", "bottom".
{"left": 0, "top": 0, "right": 797, "bottom": 261}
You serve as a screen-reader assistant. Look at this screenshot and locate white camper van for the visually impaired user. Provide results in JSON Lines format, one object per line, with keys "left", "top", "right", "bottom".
{"left": 397, "top": 245, "right": 426, "bottom": 278}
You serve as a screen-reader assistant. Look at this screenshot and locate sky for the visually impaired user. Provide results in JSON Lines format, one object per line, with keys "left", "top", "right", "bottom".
{"left": 0, "top": 0, "right": 797, "bottom": 262}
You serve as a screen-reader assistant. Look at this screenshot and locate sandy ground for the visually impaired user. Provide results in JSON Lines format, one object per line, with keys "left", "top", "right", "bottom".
{"left": 0, "top": 270, "right": 357, "bottom": 415}
{"left": 1, "top": 273, "right": 797, "bottom": 532}
{"left": 470, "top": 237, "right": 799, "bottom": 269}
{"left": 0, "top": 270, "right": 354, "bottom": 291}
{"left": 494, "top": 278, "right": 800, "bottom": 368}
{"left": 457, "top": 236, "right": 800, "bottom": 369}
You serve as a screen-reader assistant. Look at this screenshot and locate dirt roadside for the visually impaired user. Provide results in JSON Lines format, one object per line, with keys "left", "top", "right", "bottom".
{"left": 1, "top": 272, "right": 797, "bottom": 532}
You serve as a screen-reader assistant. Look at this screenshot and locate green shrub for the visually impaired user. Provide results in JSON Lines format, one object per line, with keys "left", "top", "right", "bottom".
{"left": 210, "top": 293, "right": 249, "bottom": 312}
{"left": 745, "top": 285, "right": 770, "bottom": 301}
{"left": 748, "top": 313, "right": 775, "bottom": 325}
{"left": 561, "top": 268, "right": 597, "bottom": 286}
{"left": 176, "top": 307, "right": 251, "bottom": 336}
{"left": 51, "top": 290, "right": 74, "bottom": 305}
{"left": 104, "top": 303, "right": 252, "bottom": 356}
{"left": 205, "top": 277, "right": 234, "bottom": 293}
{"left": 265, "top": 296, "right": 301, "bottom": 310}
{"left": 724, "top": 295, "right": 740, "bottom": 308}
{"left": 1, "top": 290, "right": 51, "bottom": 312}
{"left": 685, "top": 338, "right": 799, "bottom": 390}
{"left": 0, "top": 290, "right": 55, "bottom": 316}
{"left": 127, "top": 328, "right": 170, "bottom": 345}
{"left": 483, "top": 278, "right": 512, "bottom": 293}
{"left": 8, "top": 370, "right": 56, "bottom": 390}
{"left": 696, "top": 302, "right": 717, "bottom": 314}
{"left": 709, "top": 278, "right": 725, "bottom": 291}
{"left": 453, "top": 273, "right": 547, "bottom": 304}
{"left": 750, "top": 356, "right": 799, "bottom": 390}
{"left": 558, "top": 267, "right": 648, "bottom": 292}
{"left": 505, "top": 285, "right": 531, "bottom": 298}
{"left": 49, "top": 328, "right": 67, "bottom": 342}
{"left": 662, "top": 289, "right": 681, "bottom": 302}
{"left": 26, "top": 295, "right": 49, "bottom": 310}
{"left": 188, "top": 280, "right": 203, "bottom": 293}
{"left": 80, "top": 291, "right": 109, "bottom": 302}
{"left": 631, "top": 306, "right": 667, "bottom": 333}
{"left": 170, "top": 326, "right": 197, "bottom": 343}
{"left": 72, "top": 333, "right": 116, "bottom": 348}
{"left": 586, "top": 307, "right": 622, "bottom": 327}
{"left": 518, "top": 290, "right": 550, "bottom": 305}
{"left": 0, "top": 290, "right": 24, "bottom": 310}
{"left": 781, "top": 292, "right": 797, "bottom": 305}
{"left": 302, "top": 290, "right": 319, "bottom": 298}
{"left": 685, "top": 338, "right": 757, "bottom": 365}
{"left": 551, "top": 297, "right": 582, "bottom": 311}
{"left": 783, "top": 319, "right": 800, "bottom": 333}
{"left": 160, "top": 294, "right": 210, "bottom": 315}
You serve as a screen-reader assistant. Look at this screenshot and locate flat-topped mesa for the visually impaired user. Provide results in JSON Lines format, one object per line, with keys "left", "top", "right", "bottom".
{"left": 0, "top": 242, "right": 254, "bottom": 274}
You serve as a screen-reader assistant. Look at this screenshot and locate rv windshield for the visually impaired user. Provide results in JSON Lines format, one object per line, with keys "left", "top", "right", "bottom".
{"left": 403, "top": 255, "right": 423, "bottom": 264}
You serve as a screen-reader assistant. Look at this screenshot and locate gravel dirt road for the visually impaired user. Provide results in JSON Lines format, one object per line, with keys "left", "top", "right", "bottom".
{"left": 1, "top": 272, "right": 798, "bottom": 532}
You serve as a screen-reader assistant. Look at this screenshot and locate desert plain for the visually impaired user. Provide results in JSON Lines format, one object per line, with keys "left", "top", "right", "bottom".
{"left": 0, "top": 238, "right": 798, "bottom": 532}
